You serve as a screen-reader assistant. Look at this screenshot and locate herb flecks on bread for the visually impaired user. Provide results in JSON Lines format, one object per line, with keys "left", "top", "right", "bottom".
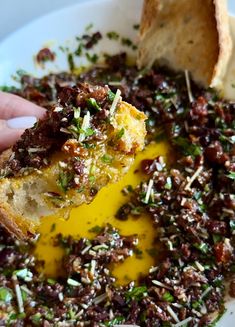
{"left": 0, "top": 84, "right": 146, "bottom": 239}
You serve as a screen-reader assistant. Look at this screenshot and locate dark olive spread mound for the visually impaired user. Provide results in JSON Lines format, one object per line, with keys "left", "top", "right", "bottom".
{"left": 3, "top": 83, "right": 115, "bottom": 175}
{"left": 0, "top": 53, "right": 234, "bottom": 326}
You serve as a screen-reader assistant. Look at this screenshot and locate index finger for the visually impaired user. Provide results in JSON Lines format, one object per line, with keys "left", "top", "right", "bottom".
{"left": 0, "top": 91, "right": 46, "bottom": 120}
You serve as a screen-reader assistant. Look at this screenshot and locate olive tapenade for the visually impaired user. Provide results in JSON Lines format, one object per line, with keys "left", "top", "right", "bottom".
{"left": 0, "top": 53, "right": 234, "bottom": 326}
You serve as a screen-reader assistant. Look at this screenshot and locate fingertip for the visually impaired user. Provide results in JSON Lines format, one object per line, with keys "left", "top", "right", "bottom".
{"left": 0, "top": 91, "right": 46, "bottom": 120}
{"left": 0, "top": 128, "right": 24, "bottom": 152}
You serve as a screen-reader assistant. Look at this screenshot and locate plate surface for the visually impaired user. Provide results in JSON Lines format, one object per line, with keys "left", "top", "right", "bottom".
{"left": 0, "top": 0, "right": 235, "bottom": 325}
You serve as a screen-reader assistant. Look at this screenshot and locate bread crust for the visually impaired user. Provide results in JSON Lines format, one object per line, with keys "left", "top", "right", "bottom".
{"left": 211, "top": 0, "right": 233, "bottom": 88}
{"left": 138, "top": 0, "right": 232, "bottom": 89}
{"left": 0, "top": 203, "right": 37, "bottom": 239}
{"left": 0, "top": 149, "right": 12, "bottom": 170}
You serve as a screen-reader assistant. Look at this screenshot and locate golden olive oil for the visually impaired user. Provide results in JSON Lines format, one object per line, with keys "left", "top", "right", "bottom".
{"left": 35, "top": 140, "right": 170, "bottom": 284}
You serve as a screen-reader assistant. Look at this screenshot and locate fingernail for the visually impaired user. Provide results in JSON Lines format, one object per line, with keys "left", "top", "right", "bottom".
{"left": 7, "top": 116, "right": 37, "bottom": 129}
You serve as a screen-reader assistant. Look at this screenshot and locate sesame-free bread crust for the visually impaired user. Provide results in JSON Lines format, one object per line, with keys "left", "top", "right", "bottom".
{"left": 138, "top": 0, "right": 232, "bottom": 89}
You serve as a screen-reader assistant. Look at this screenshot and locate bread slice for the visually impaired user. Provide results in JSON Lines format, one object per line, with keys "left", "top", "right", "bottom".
{"left": 0, "top": 84, "right": 146, "bottom": 239}
{"left": 137, "top": 0, "right": 232, "bottom": 89}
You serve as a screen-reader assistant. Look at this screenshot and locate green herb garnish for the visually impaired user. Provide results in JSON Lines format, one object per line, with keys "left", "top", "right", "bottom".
{"left": 89, "top": 175, "right": 96, "bottom": 183}
{"left": 194, "top": 242, "right": 209, "bottom": 254}
{"left": 108, "top": 90, "right": 116, "bottom": 102}
{"left": 85, "top": 52, "right": 98, "bottom": 63}
{"left": 58, "top": 171, "right": 73, "bottom": 192}
{"left": 101, "top": 154, "right": 113, "bottom": 164}
{"left": 0, "top": 287, "right": 13, "bottom": 303}
{"left": 125, "top": 286, "right": 147, "bottom": 301}
{"left": 162, "top": 291, "right": 174, "bottom": 302}
{"left": 227, "top": 172, "right": 235, "bottom": 180}
{"left": 117, "top": 128, "right": 125, "bottom": 139}
{"left": 104, "top": 316, "right": 125, "bottom": 326}
{"left": 50, "top": 223, "right": 56, "bottom": 232}
{"left": 89, "top": 225, "right": 103, "bottom": 234}
{"left": 82, "top": 127, "right": 95, "bottom": 137}
{"left": 74, "top": 43, "right": 84, "bottom": 56}
{"left": 165, "top": 177, "right": 172, "bottom": 190}
{"left": 85, "top": 23, "right": 94, "bottom": 31}
{"left": 213, "top": 234, "right": 223, "bottom": 243}
{"left": 173, "top": 137, "right": 202, "bottom": 157}
{"left": 47, "top": 278, "right": 56, "bottom": 285}
{"left": 87, "top": 98, "right": 101, "bottom": 111}
{"left": 67, "top": 53, "right": 75, "bottom": 71}
{"left": 121, "top": 37, "right": 133, "bottom": 47}
{"left": 106, "top": 31, "right": 119, "bottom": 40}
{"left": 31, "top": 313, "right": 42, "bottom": 325}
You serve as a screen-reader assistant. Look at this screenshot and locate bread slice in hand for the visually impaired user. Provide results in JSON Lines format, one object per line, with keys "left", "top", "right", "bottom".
{"left": 137, "top": 0, "right": 232, "bottom": 89}
{"left": 0, "top": 84, "right": 146, "bottom": 240}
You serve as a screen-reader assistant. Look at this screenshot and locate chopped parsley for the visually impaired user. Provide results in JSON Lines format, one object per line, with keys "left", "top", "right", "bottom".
{"left": 162, "top": 291, "right": 174, "bottom": 302}
{"left": 85, "top": 23, "right": 94, "bottom": 31}
{"left": 67, "top": 53, "right": 75, "bottom": 71}
{"left": 125, "top": 286, "right": 148, "bottom": 301}
{"left": 85, "top": 52, "right": 98, "bottom": 63}
{"left": 101, "top": 154, "right": 113, "bottom": 164}
{"left": 117, "top": 128, "right": 125, "bottom": 139}
{"left": 104, "top": 316, "right": 125, "bottom": 326}
{"left": 194, "top": 242, "right": 210, "bottom": 254}
{"left": 75, "top": 43, "right": 84, "bottom": 56}
{"left": 133, "top": 24, "right": 140, "bottom": 30}
{"left": 108, "top": 90, "right": 116, "bottom": 102}
{"left": 0, "top": 287, "right": 13, "bottom": 303}
{"left": 106, "top": 31, "right": 120, "bottom": 40}
{"left": 121, "top": 37, "right": 133, "bottom": 47}
{"left": 227, "top": 171, "right": 235, "bottom": 180}
{"left": 87, "top": 98, "right": 101, "bottom": 111}
{"left": 173, "top": 136, "right": 202, "bottom": 157}
{"left": 57, "top": 171, "right": 74, "bottom": 192}
{"left": 89, "top": 225, "right": 103, "bottom": 234}
{"left": 50, "top": 223, "right": 56, "bottom": 232}
{"left": 47, "top": 278, "right": 57, "bottom": 285}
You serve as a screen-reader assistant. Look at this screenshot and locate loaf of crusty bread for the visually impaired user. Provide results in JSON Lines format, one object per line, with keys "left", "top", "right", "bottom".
{"left": 0, "top": 84, "right": 146, "bottom": 239}
{"left": 137, "top": 0, "right": 232, "bottom": 89}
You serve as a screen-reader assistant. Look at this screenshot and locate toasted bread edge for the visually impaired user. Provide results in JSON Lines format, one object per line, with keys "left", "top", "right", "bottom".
{"left": 138, "top": 0, "right": 232, "bottom": 90}
{"left": 0, "top": 203, "right": 38, "bottom": 240}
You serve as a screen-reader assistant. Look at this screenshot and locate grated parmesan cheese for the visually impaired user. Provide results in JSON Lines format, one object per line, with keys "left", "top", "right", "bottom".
{"left": 109, "top": 89, "right": 122, "bottom": 116}
{"left": 79, "top": 111, "right": 91, "bottom": 142}
{"left": 184, "top": 70, "right": 194, "bottom": 103}
{"left": 144, "top": 179, "right": 154, "bottom": 204}
{"left": 185, "top": 166, "right": 203, "bottom": 191}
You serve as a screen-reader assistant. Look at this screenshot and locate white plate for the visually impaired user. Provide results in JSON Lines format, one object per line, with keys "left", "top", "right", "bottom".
{"left": 0, "top": 0, "right": 234, "bottom": 326}
{"left": 0, "top": 0, "right": 142, "bottom": 85}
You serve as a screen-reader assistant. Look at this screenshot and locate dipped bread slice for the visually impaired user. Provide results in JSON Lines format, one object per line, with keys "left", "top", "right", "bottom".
{"left": 0, "top": 84, "right": 146, "bottom": 239}
{"left": 137, "top": 0, "right": 232, "bottom": 89}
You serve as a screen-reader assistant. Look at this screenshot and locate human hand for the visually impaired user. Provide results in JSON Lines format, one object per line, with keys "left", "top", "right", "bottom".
{"left": 0, "top": 91, "right": 46, "bottom": 152}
